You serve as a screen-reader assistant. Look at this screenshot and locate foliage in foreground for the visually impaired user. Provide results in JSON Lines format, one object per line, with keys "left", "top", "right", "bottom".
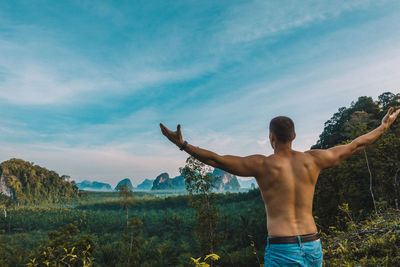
{"left": 190, "top": 253, "right": 220, "bottom": 267}
{"left": 26, "top": 222, "right": 94, "bottom": 267}
{"left": 0, "top": 189, "right": 266, "bottom": 266}
{"left": 181, "top": 156, "right": 219, "bottom": 256}
{"left": 322, "top": 203, "right": 400, "bottom": 266}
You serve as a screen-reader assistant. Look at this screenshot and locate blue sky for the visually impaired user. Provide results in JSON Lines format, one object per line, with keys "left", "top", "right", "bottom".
{"left": 0, "top": 0, "right": 399, "bottom": 187}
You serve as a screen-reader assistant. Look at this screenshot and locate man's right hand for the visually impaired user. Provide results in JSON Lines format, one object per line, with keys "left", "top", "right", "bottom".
{"left": 381, "top": 107, "right": 400, "bottom": 130}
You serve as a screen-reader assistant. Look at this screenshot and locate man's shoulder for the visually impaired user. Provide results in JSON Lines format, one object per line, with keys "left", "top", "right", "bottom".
{"left": 246, "top": 154, "right": 270, "bottom": 168}
{"left": 256, "top": 153, "right": 274, "bottom": 161}
{"left": 303, "top": 149, "right": 334, "bottom": 169}
{"left": 304, "top": 149, "right": 326, "bottom": 157}
{"left": 248, "top": 154, "right": 269, "bottom": 162}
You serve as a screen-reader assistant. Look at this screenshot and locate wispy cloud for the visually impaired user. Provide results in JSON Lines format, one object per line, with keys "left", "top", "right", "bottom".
{"left": 0, "top": 37, "right": 216, "bottom": 105}
{"left": 217, "top": 0, "right": 378, "bottom": 44}
{"left": 0, "top": 0, "right": 399, "bottom": 183}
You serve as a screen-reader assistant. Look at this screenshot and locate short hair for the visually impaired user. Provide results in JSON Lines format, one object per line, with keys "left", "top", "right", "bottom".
{"left": 269, "top": 116, "right": 295, "bottom": 143}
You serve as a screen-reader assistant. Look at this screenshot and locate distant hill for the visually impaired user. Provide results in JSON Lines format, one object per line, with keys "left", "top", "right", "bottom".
{"left": 151, "top": 173, "right": 185, "bottom": 191}
{"left": 76, "top": 180, "right": 113, "bottom": 191}
{"left": 0, "top": 158, "right": 78, "bottom": 203}
{"left": 136, "top": 179, "right": 154, "bottom": 190}
{"left": 151, "top": 169, "right": 241, "bottom": 191}
{"left": 212, "top": 168, "right": 240, "bottom": 192}
{"left": 237, "top": 177, "right": 258, "bottom": 189}
{"left": 115, "top": 178, "right": 134, "bottom": 191}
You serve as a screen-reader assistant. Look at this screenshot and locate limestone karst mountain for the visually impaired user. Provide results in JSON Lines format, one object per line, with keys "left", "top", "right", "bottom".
{"left": 76, "top": 180, "right": 113, "bottom": 191}
{"left": 150, "top": 168, "right": 242, "bottom": 191}
{"left": 115, "top": 178, "right": 134, "bottom": 191}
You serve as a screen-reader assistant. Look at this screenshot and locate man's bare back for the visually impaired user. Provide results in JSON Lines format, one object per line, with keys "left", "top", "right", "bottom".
{"left": 256, "top": 150, "right": 320, "bottom": 236}
{"left": 160, "top": 107, "right": 400, "bottom": 238}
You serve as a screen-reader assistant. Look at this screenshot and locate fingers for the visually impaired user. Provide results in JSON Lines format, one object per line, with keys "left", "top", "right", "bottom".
{"left": 388, "top": 108, "right": 400, "bottom": 118}
{"left": 383, "top": 107, "right": 396, "bottom": 121}
{"left": 383, "top": 108, "right": 400, "bottom": 126}
{"left": 159, "top": 123, "right": 169, "bottom": 136}
{"left": 160, "top": 122, "right": 183, "bottom": 138}
{"left": 384, "top": 107, "right": 393, "bottom": 119}
{"left": 177, "top": 124, "right": 183, "bottom": 139}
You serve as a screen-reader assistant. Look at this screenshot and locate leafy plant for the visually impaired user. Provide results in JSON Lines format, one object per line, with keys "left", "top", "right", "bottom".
{"left": 27, "top": 222, "right": 94, "bottom": 267}
{"left": 190, "top": 253, "right": 220, "bottom": 267}
{"left": 181, "top": 156, "right": 220, "bottom": 259}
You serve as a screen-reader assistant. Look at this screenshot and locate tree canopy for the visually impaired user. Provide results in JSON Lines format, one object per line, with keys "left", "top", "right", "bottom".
{"left": 0, "top": 158, "right": 78, "bottom": 204}
{"left": 312, "top": 92, "right": 400, "bottom": 227}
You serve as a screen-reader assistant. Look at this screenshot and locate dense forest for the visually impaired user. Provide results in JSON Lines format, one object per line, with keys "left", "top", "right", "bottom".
{"left": 312, "top": 92, "right": 400, "bottom": 228}
{"left": 0, "top": 92, "right": 399, "bottom": 266}
{"left": 0, "top": 158, "right": 79, "bottom": 204}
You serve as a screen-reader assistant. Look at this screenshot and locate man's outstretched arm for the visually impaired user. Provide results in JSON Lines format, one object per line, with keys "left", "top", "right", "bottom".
{"left": 308, "top": 107, "right": 400, "bottom": 169}
{"left": 159, "top": 123, "right": 264, "bottom": 177}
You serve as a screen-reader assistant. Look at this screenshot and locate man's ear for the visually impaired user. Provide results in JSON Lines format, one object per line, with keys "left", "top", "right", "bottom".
{"left": 292, "top": 132, "right": 296, "bottom": 141}
{"left": 269, "top": 132, "right": 275, "bottom": 149}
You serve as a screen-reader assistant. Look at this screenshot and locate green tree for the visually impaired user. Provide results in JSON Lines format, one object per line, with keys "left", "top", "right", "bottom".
{"left": 181, "top": 156, "right": 220, "bottom": 261}
{"left": 121, "top": 216, "right": 144, "bottom": 267}
{"left": 313, "top": 92, "right": 400, "bottom": 228}
{"left": 0, "top": 230, "right": 10, "bottom": 266}
{"left": 27, "top": 222, "right": 94, "bottom": 267}
{"left": 117, "top": 183, "right": 133, "bottom": 227}
{"left": 0, "top": 158, "right": 78, "bottom": 204}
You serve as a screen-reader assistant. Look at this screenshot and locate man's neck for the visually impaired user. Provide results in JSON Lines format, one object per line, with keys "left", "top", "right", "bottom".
{"left": 273, "top": 142, "right": 293, "bottom": 154}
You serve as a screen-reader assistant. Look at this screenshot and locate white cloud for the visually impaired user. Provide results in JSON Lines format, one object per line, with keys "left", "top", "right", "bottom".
{"left": 0, "top": 51, "right": 215, "bottom": 106}
{"left": 0, "top": 0, "right": 398, "bottom": 183}
{"left": 218, "top": 0, "right": 377, "bottom": 44}
{"left": 0, "top": 63, "right": 95, "bottom": 105}
{"left": 172, "top": 38, "right": 400, "bottom": 155}
{"left": 0, "top": 21, "right": 219, "bottom": 106}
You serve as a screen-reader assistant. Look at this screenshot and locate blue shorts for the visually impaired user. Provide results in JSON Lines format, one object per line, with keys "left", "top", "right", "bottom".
{"left": 264, "top": 235, "right": 323, "bottom": 266}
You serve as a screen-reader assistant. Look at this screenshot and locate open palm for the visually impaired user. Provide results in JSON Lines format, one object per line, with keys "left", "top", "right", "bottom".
{"left": 160, "top": 123, "right": 184, "bottom": 147}
{"left": 381, "top": 107, "right": 400, "bottom": 128}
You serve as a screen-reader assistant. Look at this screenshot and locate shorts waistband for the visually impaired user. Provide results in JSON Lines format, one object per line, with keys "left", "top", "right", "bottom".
{"left": 267, "top": 232, "right": 319, "bottom": 244}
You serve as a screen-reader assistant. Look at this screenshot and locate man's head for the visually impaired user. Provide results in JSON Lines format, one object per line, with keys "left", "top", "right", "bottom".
{"left": 269, "top": 116, "right": 296, "bottom": 149}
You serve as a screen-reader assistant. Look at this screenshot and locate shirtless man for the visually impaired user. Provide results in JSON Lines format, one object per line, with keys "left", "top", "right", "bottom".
{"left": 160, "top": 107, "right": 400, "bottom": 266}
